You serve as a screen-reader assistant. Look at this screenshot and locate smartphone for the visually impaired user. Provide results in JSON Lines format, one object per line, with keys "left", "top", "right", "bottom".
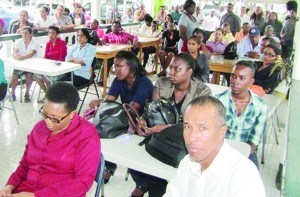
{"left": 83, "top": 108, "right": 97, "bottom": 119}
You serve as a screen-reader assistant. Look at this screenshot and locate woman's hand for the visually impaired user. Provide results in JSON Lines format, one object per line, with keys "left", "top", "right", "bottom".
{"left": 89, "top": 99, "right": 103, "bottom": 109}
{"left": 0, "top": 185, "right": 14, "bottom": 197}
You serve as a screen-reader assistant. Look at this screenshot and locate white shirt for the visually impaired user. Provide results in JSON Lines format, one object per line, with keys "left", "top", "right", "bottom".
{"left": 139, "top": 23, "right": 152, "bottom": 36}
{"left": 13, "top": 38, "right": 39, "bottom": 58}
{"left": 203, "top": 15, "right": 220, "bottom": 32}
{"left": 240, "top": 14, "right": 251, "bottom": 26}
{"left": 237, "top": 37, "right": 261, "bottom": 57}
{"left": 34, "top": 16, "right": 56, "bottom": 28}
{"left": 144, "top": 29, "right": 161, "bottom": 38}
{"left": 258, "top": 35, "right": 281, "bottom": 45}
{"left": 194, "top": 13, "right": 205, "bottom": 27}
{"left": 164, "top": 142, "right": 265, "bottom": 197}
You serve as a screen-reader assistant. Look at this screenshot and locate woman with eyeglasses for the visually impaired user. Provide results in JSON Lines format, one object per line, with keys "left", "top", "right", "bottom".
{"left": 0, "top": 82, "right": 100, "bottom": 197}
{"left": 57, "top": 28, "right": 96, "bottom": 88}
{"left": 35, "top": 26, "right": 67, "bottom": 103}
{"left": 254, "top": 44, "right": 282, "bottom": 94}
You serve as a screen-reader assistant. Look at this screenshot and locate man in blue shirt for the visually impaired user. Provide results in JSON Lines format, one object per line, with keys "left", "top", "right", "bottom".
{"left": 215, "top": 60, "right": 268, "bottom": 168}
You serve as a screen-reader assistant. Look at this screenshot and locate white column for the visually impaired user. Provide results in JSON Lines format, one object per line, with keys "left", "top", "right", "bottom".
{"left": 91, "top": 0, "right": 101, "bottom": 21}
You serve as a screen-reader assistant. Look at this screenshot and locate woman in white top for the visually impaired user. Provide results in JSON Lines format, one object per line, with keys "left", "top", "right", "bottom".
{"left": 178, "top": 0, "right": 199, "bottom": 53}
{"left": 11, "top": 26, "right": 39, "bottom": 102}
{"left": 34, "top": 6, "right": 56, "bottom": 31}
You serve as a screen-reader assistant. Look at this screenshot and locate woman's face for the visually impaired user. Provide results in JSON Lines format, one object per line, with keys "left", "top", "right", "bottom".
{"left": 167, "top": 16, "right": 172, "bottom": 21}
{"left": 75, "top": 7, "right": 82, "bottom": 14}
{"left": 40, "top": 8, "right": 48, "bottom": 17}
{"left": 186, "top": 5, "right": 196, "bottom": 15}
{"left": 215, "top": 30, "right": 223, "bottom": 41}
{"left": 255, "top": 7, "right": 262, "bottom": 15}
{"left": 42, "top": 100, "right": 74, "bottom": 133}
{"left": 114, "top": 58, "right": 131, "bottom": 81}
{"left": 21, "top": 29, "right": 32, "bottom": 40}
{"left": 269, "top": 13, "right": 276, "bottom": 21}
{"left": 48, "top": 29, "right": 58, "bottom": 41}
{"left": 266, "top": 27, "right": 274, "bottom": 37}
{"left": 263, "top": 47, "right": 277, "bottom": 64}
{"left": 187, "top": 38, "right": 200, "bottom": 53}
{"left": 169, "top": 58, "right": 192, "bottom": 85}
{"left": 19, "top": 11, "right": 28, "bottom": 23}
{"left": 77, "top": 30, "right": 88, "bottom": 44}
{"left": 56, "top": 6, "right": 64, "bottom": 16}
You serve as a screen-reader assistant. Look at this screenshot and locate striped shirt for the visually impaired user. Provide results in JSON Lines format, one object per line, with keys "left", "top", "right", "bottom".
{"left": 215, "top": 90, "right": 268, "bottom": 147}
{"left": 102, "top": 31, "right": 138, "bottom": 44}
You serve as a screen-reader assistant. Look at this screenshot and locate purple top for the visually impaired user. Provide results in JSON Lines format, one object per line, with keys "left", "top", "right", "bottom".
{"left": 206, "top": 40, "right": 228, "bottom": 54}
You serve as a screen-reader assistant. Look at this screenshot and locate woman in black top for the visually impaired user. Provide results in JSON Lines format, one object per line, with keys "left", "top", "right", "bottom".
{"left": 158, "top": 21, "right": 180, "bottom": 77}
{"left": 265, "top": 12, "right": 283, "bottom": 38}
{"left": 250, "top": 6, "right": 266, "bottom": 34}
{"left": 254, "top": 44, "right": 281, "bottom": 94}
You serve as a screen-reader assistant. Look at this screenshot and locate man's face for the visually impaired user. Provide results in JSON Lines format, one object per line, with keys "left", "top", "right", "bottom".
{"left": 91, "top": 22, "right": 98, "bottom": 30}
{"left": 227, "top": 4, "right": 233, "bottom": 13}
{"left": 168, "top": 58, "right": 192, "bottom": 85}
{"left": 249, "top": 34, "right": 260, "bottom": 45}
{"left": 114, "top": 58, "right": 131, "bottom": 80}
{"left": 160, "top": 6, "right": 165, "bottom": 12}
{"left": 175, "top": 5, "right": 179, "bottom": 11}
{"left": 230, "top": 65, "right": 254, "bottom": 95}
{"left": 210, "top": 10, "right": 215, "bottom": 16}
{"left": 126, "top": 9, "right": 131, "bottom": 16}
{"left": 260, "top": 39, "right": 270, "bottom": 53}
{"left": 242, "top": 24, "right": 250, "bottom": 33}
{"left": 112, "top": 23, "right": 120, "bottom": 33}
{"left": 215, "top": 30, "right": 223, "bottom": 41}
{"left": 241, "top": 7, "right": 246, "bottom": 15}
{"left": 151, "top": 22, "right": 157, "bottom": 31}
{"left": 183, "top": 105, "right": 226, "bottom": 164}
{"left": 222, "top": 26, "right": 230, "bottom": 34}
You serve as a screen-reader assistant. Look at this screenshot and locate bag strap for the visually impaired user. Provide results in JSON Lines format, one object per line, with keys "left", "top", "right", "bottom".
{"left": 157, "top": 104, "right": 171, "bottom": 124}
{"left": 123, "top": 103, "right": 140, "bottom": 134}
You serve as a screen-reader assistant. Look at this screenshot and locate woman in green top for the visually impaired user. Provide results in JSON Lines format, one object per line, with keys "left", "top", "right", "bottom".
{"left": 0, "top": 59, "right": 8, "bottom": 101}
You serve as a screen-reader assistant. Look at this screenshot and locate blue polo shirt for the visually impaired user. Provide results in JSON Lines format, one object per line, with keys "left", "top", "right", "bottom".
{"left": 108, "top": 74, "right": 153, "bottom": 114}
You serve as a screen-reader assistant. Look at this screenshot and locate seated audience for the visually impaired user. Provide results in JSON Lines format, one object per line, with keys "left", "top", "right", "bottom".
{"left": 237, "top": 27, "right": 261, "bottom": 58}
{"left": 206, "top": 28, "right": 228, "bottom": 55}
{"left": 170, "top": 5, "right": 182, "bottom": 25}
{"left": 0, "top": 82, "right": 100, "bottom": 197}
{"left": 88, "top": 51, "right": 153, "bottom": 197}
{"left": 235, "top": 22, "right": 250, "bottom": 43}
{"left": 158, "top": 21, "right": 180, "bottom": 77}
{"left": 164, "top": 96, "right": 265, "bottom": 196}
{"left": 90, "top": 19, "right": 105, "bottom": 39}
{"left": 142, "top": 21, "right": 161, "bottom": 68}
{"left": 265, "top": 12, "right": 283, "bottom": 38}
{"left": 250, "top": 6, "right": 266, "bottom": 34}
{"left": 34, "top": 6, "right": 56, "bottom": 31}
{"left": 260, "top": 37, "right": 276, "bottom": 56}
{"left": 0, "top": 58, "right": 7, "bottom": 102}
{"left": 57, "top": 28, "right": 96, "bottom": 88}
{"left": 162, "top": 14, "right": 173, "bottom": 31}
{"left": 11, "top": 26, "right": 39, "bottom": 102}
{"left": 192, "top": 28, "right": 211, "bottom": 56}
{"left": 134, "top": 4, "right": 147, "bottom": 22}
{"left": 208, "top": 23, "right": 235, "bottom": 44}
{"left": 187, "top": 35, "right": 209, "bottom": 82}
{"left": 215, "top": 60, "right": 268, "bottom": 168}
{"left": 136, "top": 53, "right": 211, "bottom": 197}
{"left": 69, "top": 3, "right": 85, "bottom": 27}
{"left": 254, "top": 44, "right": 282, "bottom": 94}
{"left": 156, "top": 5, "right": 167, "bottom": 24}
{"left": 54, "top": 5, "right": 74, "bottom": 30}
{"left": 105, "top": 17, "right": 125, "bottom": 33}
{"left": 35, "top": 26, "right": 67, "bottom": 101}
{"left": 10, "top": 10, "right": 34, "bottom": 34}
{"left": 97, "top": 21, "right": 139, "bottom": 86}
{"left": 122, "top": 8, "right": 134, "bottom": 23}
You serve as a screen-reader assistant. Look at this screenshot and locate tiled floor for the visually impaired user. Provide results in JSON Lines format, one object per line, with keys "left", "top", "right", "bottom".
{"left": 0, "top": 72, "right": 287, "bottom": 197}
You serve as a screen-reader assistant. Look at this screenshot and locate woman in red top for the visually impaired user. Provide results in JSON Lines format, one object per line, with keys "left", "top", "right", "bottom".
{"left": 0, "top": 82, "right": 100, "bottom": 197}
{"left": 35, "top": 26, "right": 67, "bottom": 102}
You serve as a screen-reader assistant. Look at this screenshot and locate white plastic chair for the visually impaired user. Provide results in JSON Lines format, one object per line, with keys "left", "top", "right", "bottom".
{"left": 0, "top": 60, "right": 19, "bottom": 124}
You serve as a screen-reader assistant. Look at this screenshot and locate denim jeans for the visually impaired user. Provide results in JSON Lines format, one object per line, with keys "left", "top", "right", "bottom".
{"left": 128, "top": 169, "right": 148, "bottom": 189}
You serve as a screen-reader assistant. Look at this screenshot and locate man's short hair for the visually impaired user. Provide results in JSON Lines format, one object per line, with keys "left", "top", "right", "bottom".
{"left": 188, "top": 96, "right": 226, "bottom": 127}
{"left": 287, "top": 0, "right": 298, "bottom": 12}
{"left": 22, "top": 26, "right": 33, "bottom": 34}
{"left": 234, "top": 60, "right": 256, "bottom": 77}
{"left": 175, "top": 53, "right": 196, "bottom": 72}
{"left": 93, "top": 19, "right": 99, "bottom": 26}
{"left": 144, "top": 14, "right": 153, "bottom": 23}
{"left": 242, "top": 22, "right": 249, "bottom": 26}
{"left": 46, "top": 82, "right": 80, "bottom": 113}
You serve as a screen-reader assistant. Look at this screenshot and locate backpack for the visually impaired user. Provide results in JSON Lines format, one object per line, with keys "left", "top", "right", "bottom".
{"left": 141, "top": 123, "right": 188, "bottom": 168}
{"left": 87, "top": 28, "right": 99, "bottom": 45}
{"left": 223, "top": 42, "right": 238, "bottom": 60}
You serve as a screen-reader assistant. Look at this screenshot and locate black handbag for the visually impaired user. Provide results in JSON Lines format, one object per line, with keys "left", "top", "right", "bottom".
{"left": 143, "top": 98, "right": 180, "bottom": 128}
{"left": 141, "top": 123, "right": 188, "bottom": 168}
{"left": 93, "top": 100, "right": 129, "bottom": 138}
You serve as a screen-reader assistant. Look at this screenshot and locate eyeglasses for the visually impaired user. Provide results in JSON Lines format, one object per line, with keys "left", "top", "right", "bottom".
{"left": 263, "top": 53, "right": 276, "bottom": 57}
{"left": 39, "top": 106, "right": 71, "bottom": 124}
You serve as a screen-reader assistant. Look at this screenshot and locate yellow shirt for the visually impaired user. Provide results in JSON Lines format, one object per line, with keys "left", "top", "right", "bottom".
{"left": 208, "top": 32, "right": 235, "bottom": 44}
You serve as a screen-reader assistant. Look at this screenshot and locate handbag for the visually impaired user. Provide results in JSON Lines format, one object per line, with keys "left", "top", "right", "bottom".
{"left": 93, "top": 100, "right": 129, "bottom": 138}
{"left": 141, "top": 123, "right": 188, "bottom": 168}
{"left": 143, "top": 97, "right": 180, "bottom": 128}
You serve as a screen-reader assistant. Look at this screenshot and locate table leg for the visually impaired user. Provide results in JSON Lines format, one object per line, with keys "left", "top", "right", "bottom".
{"left": 102, "top": 59, "right": 108, "bottom": 98}
{"left": 154, "top": 43, "right": 159, "bottom": 73}
{"left": 215, "top": 72, "right": 220, "bottom": 84}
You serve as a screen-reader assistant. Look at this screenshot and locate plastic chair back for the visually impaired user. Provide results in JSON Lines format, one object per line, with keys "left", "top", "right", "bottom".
{"left": 94, "top": 153, "right": 105, "bottom": 197}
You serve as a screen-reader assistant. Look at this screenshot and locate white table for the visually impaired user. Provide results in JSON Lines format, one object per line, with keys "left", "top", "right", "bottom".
{"left": 9, "top": 57, "right": 81, "bottom": 83}
{"left": 206, "top": 83, "right": 282, "bottom": 164}
{"left": 101, "top": 134, "right": 250, "bottom": 180}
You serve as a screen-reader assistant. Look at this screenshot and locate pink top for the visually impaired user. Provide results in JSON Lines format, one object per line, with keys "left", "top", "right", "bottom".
{"left": 0, "top": 17, "right": 5, "bottom": 27}
{"left": 102, "top": 31, "right": 138, "bottom": 44}
{"left": 45, "top": 38, "right": 67, "bottom": 61}
{"left": 7, "top": 114, "right": 101, "bottom": 197}
{"left": 95, "top": 27, "right": 105, "bottom": 38}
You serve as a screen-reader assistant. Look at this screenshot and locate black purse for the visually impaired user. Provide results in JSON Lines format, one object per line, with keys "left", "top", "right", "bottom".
{"left": 93, "top": 100, "right": 129, "bottom": 138}
{"left": 143, "top": 98, "right": 180, "bottom": 127}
